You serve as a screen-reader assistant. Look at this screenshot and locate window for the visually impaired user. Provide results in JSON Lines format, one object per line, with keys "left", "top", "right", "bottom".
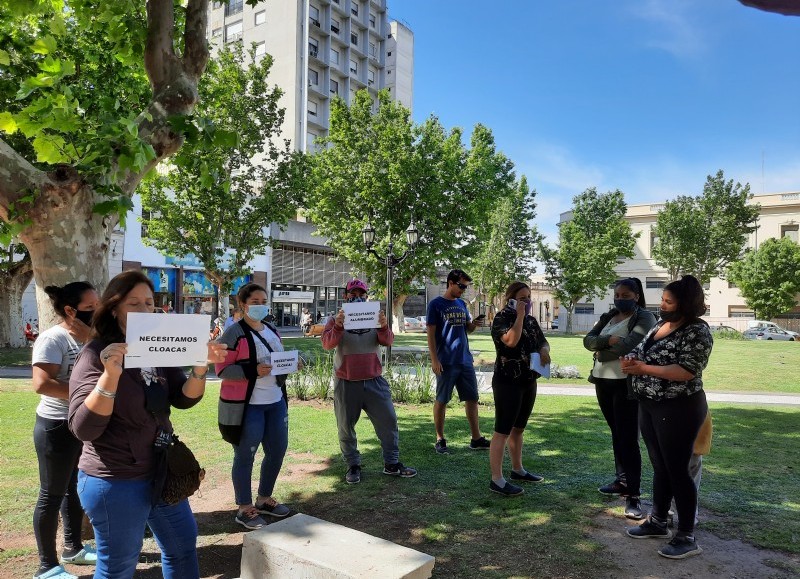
{"left": 308, "top": 100, "right": 318, "bottom": 117}
{"left": 387, "top": 50, "right": 392, "bottom": 57}
{"left": 211, "top": 27, "right": 222, "bottom": 38}
{"left": 351, "top": 32, "right": 358, "bottom": 46}
{"left": 330, "top": 48, "right": 339, "bottom": 64}
{"left": 225, "top": 0, "right": 243, "bottom": 17}
{"left": 331, "top": 18, "right": 340, "bottom": 34}
{"left": 650, "top": 230, "right": 659, "bottom": 256}
{"left": 350, "top": 58, "right": 357, "bottom": 74}
{"left": 782, "top": 224, "right": 799, "bottom": 243}
{"left": 330, "top": 79, "right": 338, "bottom": 96}
{"left": 369, "top": 12, "right": 376, "bottom": 28}
{"left": 646, "top": 277, "right": 667, "bottom": 289}
{"left": 309, "top": 5, "right": 320, "bottom": 25}
{"left": 575, "top": 304, "right": 595, "bottom": 315}
{"left": 369, "top": 42, "right": 376, "bottom": 57}
{"left": 225, "top": 20, "right": 243, "bottom": 42}
{"left": 368, "top": 69, "right": 375, "bottom": 86}
{"left": 308, "top": 69, "right": 319, "bottom": 85}
{"left": 729, "top": 307, "right": 755, "bottom": 318}
{"left": 351, "top": 2, "right": 359, "bottom": 16}
{"left": 255, "top": 41, "right": 266, "bottom": 57}
{"left": 309, "top": 38, "right": 319, "bottom": 57}
{"left": 254, "top": 10, "right": 266, "bottom": 25}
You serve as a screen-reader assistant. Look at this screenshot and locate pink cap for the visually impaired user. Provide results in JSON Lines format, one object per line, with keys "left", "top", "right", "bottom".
{"left": 346, "top": 279, "right": 368, "bottom": 293}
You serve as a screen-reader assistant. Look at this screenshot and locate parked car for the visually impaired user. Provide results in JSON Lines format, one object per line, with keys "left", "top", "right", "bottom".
{"left": 708, "top": 324, "right": 740, "bottom": 334}
{"left": 743, "top": 327, "right": 795, "bottom": 341}
{"left": 416, "top": 316, "right": 427, "bottom": 325}
{"left": 403, "top": 317, "right": 425, "bottom": 332}
{"left": 550, "top": 319, "right": 559, "bottom": 330}
{"left": 746, "top": 320, "right": 799, "bottom": 339}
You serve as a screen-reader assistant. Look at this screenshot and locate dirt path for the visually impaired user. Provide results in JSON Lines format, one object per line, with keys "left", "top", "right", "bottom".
{"left": 4, "top": 461, "right": 799, "bottom": 578}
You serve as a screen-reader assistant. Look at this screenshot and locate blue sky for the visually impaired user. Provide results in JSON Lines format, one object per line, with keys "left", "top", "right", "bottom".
{"left": 389, "top": 0, "right": 800, "bottom": 240}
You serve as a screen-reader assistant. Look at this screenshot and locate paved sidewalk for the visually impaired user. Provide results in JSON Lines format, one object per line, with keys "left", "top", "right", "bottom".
{"left": 3, "top": 366, "right": 799, "bottom": 406}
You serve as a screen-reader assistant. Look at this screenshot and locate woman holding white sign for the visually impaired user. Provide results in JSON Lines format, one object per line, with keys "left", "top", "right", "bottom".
{"left": 216, "top": 283, "right": 292, "bottom": 530}
{"left": 68, "top": 270, "right": 226, "bottom": 578}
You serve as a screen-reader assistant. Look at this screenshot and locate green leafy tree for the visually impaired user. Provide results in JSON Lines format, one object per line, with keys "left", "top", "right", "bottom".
{"left": 652, "top": 170, "right": 760, "bottom": 283}
{"left": 539, "top": 188, "right": 637, "bottom": 333}
{"left": 0, "top": 0, "right": 263, "bottom": 328}
{"left": 306, "top": 91, "right": 507, "bottom": 330}
{"left": 727, "top": 237, "right": 800, "bottom": 320}
{"left": 470, "top": 175, "right": 541, "bottom": 313}
{"left": 140, "top": 44, "right": 307, "bottom": 320}
{"left": 0, "top": 224, "right": 32, "bottom": 347}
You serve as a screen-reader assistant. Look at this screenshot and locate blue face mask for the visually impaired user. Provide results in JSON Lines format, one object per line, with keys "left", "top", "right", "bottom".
{"left": 614, "top": 299, "right": 637, "bottom": 313}
{"left": 347, "top": 296, "right": 366, "bottom": 303}
{"left": 246, "top": 304, "right": 269, "bottom": 321}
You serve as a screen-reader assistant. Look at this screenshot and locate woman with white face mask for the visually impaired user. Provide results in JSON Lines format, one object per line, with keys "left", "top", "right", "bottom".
{"left": 583, "top": 277, "right": 656, "bottom": 520}
{"left": 215, "top": 283, "right": 291, "bottom": 530}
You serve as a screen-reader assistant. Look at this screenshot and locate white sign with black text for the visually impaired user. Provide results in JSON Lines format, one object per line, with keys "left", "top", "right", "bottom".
{"left": 124, "top": 312, "right": 210, "bottom": 368}
{"left": 270, "top": 350, "right": 299, "bottom": 375}
{"left": 343, "top": 301, "right": 381, "bottom": 330}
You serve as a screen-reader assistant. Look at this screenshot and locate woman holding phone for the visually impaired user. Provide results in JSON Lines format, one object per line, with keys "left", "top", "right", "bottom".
{"left": 488, "top": 281, "right": 550, "bottom": 496}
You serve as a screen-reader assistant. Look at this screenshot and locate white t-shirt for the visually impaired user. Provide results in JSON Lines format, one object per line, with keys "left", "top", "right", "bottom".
{"left": 249, "top": 326, "right": 285, "bottom": 405}
{"left": 32, "top": 325, "right": 82, "bottom": 420}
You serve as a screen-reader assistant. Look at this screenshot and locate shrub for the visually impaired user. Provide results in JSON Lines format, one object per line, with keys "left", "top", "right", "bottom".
{"left": 550, "top": 364, "right": 581, "bottom": 379}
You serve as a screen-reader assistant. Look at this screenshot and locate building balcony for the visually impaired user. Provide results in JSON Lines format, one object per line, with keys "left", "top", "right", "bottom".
{"left": 308, "top": 82, "right": 329, "bottom": 99}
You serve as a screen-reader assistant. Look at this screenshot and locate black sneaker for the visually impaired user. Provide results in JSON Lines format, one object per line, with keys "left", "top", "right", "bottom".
{"left": 469, "top": 436, "right": 491, "bottom": 450}
{"left": 624, "top": 496, "right": 645, "bottom": 520}
{"left": 658, "top": 535, "right": 702, "bottom": 559}
{"left": 345, "top": 465, "right": 361, "bottom": 484}
{"left": 509, "top": 470, "right": 544, "bottom": 483}
{"left": 434, "top": 439, "right": 449, "bottom": 454}
{"left": 626, "top": 516, "right": 671, "bottom": 539}
{"left": 598, "top": 479, "right": 628, "bottom": 495}
{"left": 489, "top": 480, "right": 524, "bottom": 497}
{"left": 383, "top": 462, "right": 418, "bottom": 478}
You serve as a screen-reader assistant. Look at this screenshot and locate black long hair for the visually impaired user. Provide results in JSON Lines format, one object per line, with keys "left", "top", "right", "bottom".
{"left": 43, "top": 282, "right": 95, "bottom": 318}
{"left": 92, "top": 271, "right": 154, "bottom": 343}
{"left": 615, "top": 277, "right": 646, "bottom": 309}
{"left": 663, "top": 275, "right": 706, "bottom": 322}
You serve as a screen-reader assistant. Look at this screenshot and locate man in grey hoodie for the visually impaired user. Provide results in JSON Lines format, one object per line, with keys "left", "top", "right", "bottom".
{"left": 322, "top": 279, "right": 417, "bottom": 484}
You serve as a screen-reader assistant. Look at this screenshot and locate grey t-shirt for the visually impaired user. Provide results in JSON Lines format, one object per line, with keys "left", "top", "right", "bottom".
{"left": 32, "top": 325, "right": 82, "bottom": 420}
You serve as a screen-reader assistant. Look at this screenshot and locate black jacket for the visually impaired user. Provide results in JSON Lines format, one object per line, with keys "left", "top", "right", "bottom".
{"left": 583, "top": 307, "right": 657, "bottom": 363}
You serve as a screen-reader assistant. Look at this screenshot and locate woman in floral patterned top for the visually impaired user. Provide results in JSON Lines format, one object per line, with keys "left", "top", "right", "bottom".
{"left": 621, "top": 275, "right": 712, "bottom": 560}
{"left": 488, "top": 282, "right": 550, "bottom": 497}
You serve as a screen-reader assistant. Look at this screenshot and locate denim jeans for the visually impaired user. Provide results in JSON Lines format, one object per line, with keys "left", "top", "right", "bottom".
{"left": 77, "top": 471, "right": 199, "bottom": 579}
{"left": 231, "top": 401, "right": 289, "bottom": 505}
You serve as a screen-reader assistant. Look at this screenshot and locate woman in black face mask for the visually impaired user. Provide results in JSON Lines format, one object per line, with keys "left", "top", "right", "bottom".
{"left": 620, "top": 275, "right": 713, "bottom": 560}
{"left": 583, "top": 277, "right": 655, "bottom": 519}
{"left": 31, "top": 282, "right": 99, "bottom": 577}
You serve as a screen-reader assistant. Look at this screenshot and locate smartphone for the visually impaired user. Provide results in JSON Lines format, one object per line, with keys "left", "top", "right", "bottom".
{"left": 507, "top": 299, "right": 517, "bottom": 309}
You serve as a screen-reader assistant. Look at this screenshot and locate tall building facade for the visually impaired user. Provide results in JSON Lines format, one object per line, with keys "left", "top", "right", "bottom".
{"left": 207, "top": 0, "right": 414, "bottom": 326}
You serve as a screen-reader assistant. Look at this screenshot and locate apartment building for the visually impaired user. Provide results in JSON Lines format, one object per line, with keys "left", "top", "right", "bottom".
{"left": 556, "top": 191, "right": 800, "bottom": 332}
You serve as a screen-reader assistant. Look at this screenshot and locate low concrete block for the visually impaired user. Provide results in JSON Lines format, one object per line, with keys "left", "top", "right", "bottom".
{"left": 241, "top": 514, "right": 435, "bottom": 579}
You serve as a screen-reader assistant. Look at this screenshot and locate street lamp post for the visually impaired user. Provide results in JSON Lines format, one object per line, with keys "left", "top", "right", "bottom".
{"left": 362, "top": 217, "right": 419, "bottom": 364}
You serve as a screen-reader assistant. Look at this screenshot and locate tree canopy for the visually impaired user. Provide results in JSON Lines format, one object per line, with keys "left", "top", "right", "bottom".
{"left": 538, "top": 188, "right": 637, "bottom": 333}
{"left": 140, "top": 43, "right": 307, "bottom": 316}
{"left": 651, "top": 170, "right": 760, "bottom": 284}
{"left": 306, "top": 90, "right": 512, "bottom": 328}
{"left": 727, "top": 237, "right": 800, "bottom": 320}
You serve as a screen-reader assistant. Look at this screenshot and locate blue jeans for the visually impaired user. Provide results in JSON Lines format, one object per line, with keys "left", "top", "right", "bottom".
{"left": 231, "top": 401, "right": 289, "bottom": 505}
{"left": 77, "top": 471, "right": 199, "bottom": 579}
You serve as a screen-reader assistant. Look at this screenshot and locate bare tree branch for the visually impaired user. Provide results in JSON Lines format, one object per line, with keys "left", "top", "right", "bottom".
{"left": 0, "top": 138, "right": 47, "bottom": 221}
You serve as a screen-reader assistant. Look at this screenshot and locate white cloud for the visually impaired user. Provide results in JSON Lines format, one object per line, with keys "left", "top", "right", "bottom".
{"left": 628, "top": 0, "right": 707, "bottom": 59}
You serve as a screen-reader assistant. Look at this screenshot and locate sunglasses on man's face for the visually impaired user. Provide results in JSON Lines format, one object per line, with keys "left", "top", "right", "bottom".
{"left": 455, "top": 282, "right": 468, "bottom": 291}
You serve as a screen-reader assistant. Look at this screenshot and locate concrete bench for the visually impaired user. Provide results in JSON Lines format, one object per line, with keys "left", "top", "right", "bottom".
{"left": 241, "top": 514, "right": 435, "bottom": 578}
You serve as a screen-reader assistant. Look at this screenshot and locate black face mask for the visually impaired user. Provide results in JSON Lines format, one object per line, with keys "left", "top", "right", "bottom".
{"left": 659, "top": 309, "right": 680, "bottom": 322}
{"left": 74, "top": 309, "right": 94, "bottom": 326}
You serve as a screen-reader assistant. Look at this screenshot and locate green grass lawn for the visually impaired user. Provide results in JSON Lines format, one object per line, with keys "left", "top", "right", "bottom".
{"left": 1, "top": 379, "right": 798, "bottom": 577}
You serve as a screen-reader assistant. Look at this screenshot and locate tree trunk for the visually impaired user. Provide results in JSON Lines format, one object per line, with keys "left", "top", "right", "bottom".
{"left": 565, "top": 303, "right": 576, "bottom": 334}
{"left": 0, "top": 266, "right": 33, "bottom": 347}
{"left": 18, "top": 179, "right": 113, "bottom": 332}
{"left": 392, "top": 293, "right": 408, "bottom": 333}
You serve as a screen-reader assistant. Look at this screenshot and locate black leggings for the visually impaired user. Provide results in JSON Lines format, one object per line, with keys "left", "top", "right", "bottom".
{"left": 595, "top": 378, "right": 641, "bottom": 496}
{"left": 33, "top": 415, "right": 85, "bottom": 570}
{"left": 639, "top": 392, "right": 708, "bottom": 534}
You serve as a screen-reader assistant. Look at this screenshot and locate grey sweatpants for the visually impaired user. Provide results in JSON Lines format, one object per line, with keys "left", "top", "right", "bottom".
{"left": 334, "top": 375, "right": 400, "bottom": 466}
